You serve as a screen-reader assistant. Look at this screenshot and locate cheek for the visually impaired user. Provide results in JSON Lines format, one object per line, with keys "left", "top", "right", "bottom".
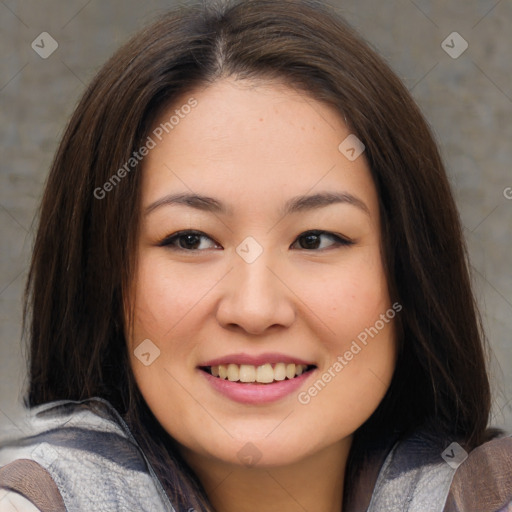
{"left": 295, "top": 247, "right": 391, "bottom": 345}
{"left": 299, "top": 319, "right": 396, "bottom": 441}
{"left": 126, "top": 256, "right": 197, "bottom": 397}
{"left": 293, "top": 246, "right": 396, "bottom": 416}
{"left": 129, "top": 254, "right": 212, "bottom": 341}
{"left": 126, "top": 256, "right": 205, "bottom": 436}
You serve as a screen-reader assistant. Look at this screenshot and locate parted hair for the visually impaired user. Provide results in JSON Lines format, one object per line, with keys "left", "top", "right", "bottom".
{"left": 23, "top": 1, "right": 495, "bottom": 510}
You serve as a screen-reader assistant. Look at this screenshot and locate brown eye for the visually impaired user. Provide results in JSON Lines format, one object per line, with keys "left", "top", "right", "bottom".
{"left": 177, "top": 233, "right": 202, "bottom": 250}
{"left": 158, "top": 230, "right": 220, "bottom": 251}
{"left": 292, "top": 230, "right": 354, "bottom": 250}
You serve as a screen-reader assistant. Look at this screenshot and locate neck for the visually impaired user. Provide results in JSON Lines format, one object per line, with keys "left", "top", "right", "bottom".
{"left": 180, "top": 437, "right": 352, "bottom": 512}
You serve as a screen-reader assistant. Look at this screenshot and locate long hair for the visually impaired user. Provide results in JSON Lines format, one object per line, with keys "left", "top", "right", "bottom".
{"left": 23, "top": 0, "right": 494, "bottom": 509}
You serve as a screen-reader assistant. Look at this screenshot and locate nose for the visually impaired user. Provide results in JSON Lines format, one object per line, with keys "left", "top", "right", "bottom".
{"left": 215, "top": 250, "right": 296, "bottom": 335}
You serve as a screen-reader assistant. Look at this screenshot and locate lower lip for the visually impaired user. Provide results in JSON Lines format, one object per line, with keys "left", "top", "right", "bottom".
{"left": 199, "top": 369, "right": 315, "bottom": 404}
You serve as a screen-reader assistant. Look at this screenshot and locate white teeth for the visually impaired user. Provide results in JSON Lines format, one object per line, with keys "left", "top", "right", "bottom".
{"left": 209, "top": 363, "right": 309, "bottom": 383}
{"left": 274, "top": 362, "right": 286, "bottom": 381}
{"left": 256, "top": 363, "right": 274, "bottom": 383}
{"left": 286, "top": 363, "right": 296, "bottom": 379}
{"left": 227, "top": 363, "right": 239, "bottom": 381}
{"left": 239, "top": 364, "right": 256, "bottom": 383}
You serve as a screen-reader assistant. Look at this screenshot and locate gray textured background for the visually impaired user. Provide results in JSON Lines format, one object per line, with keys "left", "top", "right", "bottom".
{"left": 1, "top": 0, "right": 511, "bottom": 438}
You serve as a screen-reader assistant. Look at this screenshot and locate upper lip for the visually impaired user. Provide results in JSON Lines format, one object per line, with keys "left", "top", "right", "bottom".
{"left": 199, "top": 352, "right": 315, "bottom": 367}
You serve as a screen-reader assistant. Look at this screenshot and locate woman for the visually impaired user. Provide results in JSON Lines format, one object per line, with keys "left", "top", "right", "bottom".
{"left": 0, "top": 0, "right": 510, "bottom": 510}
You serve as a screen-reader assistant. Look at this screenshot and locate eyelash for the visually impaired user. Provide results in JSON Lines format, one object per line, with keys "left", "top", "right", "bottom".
{"left": 157, "top": 229, "right": 354, "bottom": 252}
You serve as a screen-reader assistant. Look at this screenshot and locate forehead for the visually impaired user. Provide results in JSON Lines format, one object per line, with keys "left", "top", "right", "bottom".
{"left": 141, "top": 78, "right": 378, "bottom": 220}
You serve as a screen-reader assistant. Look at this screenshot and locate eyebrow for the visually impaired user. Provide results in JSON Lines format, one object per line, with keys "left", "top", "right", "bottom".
{"left": 144, "top": 191, "right": 370, "bottom": 217}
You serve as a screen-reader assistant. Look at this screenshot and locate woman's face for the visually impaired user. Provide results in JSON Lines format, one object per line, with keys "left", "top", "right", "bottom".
{"left": 127, "top": 78, "right": 397, "bottom": 468}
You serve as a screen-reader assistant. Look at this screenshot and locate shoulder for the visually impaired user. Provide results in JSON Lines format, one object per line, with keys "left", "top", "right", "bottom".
{"left": 0, "top": 397, "right": 137, "bottom": 471}
{"left": 0, "top": 489, "right": 41, "bottom": 512}
{"left": 0, "top": 458, "right": 66, "bottom": 512}
{"left": 0, "top": 399, "right": 114, "bottom": 512}
{"left": 363, "top": 428, "right": 512, "bottom": 512}
{"left": 444, "top": 432, "right": 512, "bottom": 512}
{"left": 0, "top": 397, "right": 174, "bottom": 512}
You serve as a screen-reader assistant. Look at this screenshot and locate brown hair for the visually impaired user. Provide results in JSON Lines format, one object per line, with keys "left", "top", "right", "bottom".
{"left": 23, "top": 0, "right": 495, "bottom": 509}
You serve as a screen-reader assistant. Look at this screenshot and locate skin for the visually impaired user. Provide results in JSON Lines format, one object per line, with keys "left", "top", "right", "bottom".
{"left": 127, "top": 78, "right": 397, "bottom": 512}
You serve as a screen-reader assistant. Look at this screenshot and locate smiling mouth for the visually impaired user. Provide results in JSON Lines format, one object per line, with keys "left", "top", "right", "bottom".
{"left": 200, "top": 363, "right": 316, "bottom": 384}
